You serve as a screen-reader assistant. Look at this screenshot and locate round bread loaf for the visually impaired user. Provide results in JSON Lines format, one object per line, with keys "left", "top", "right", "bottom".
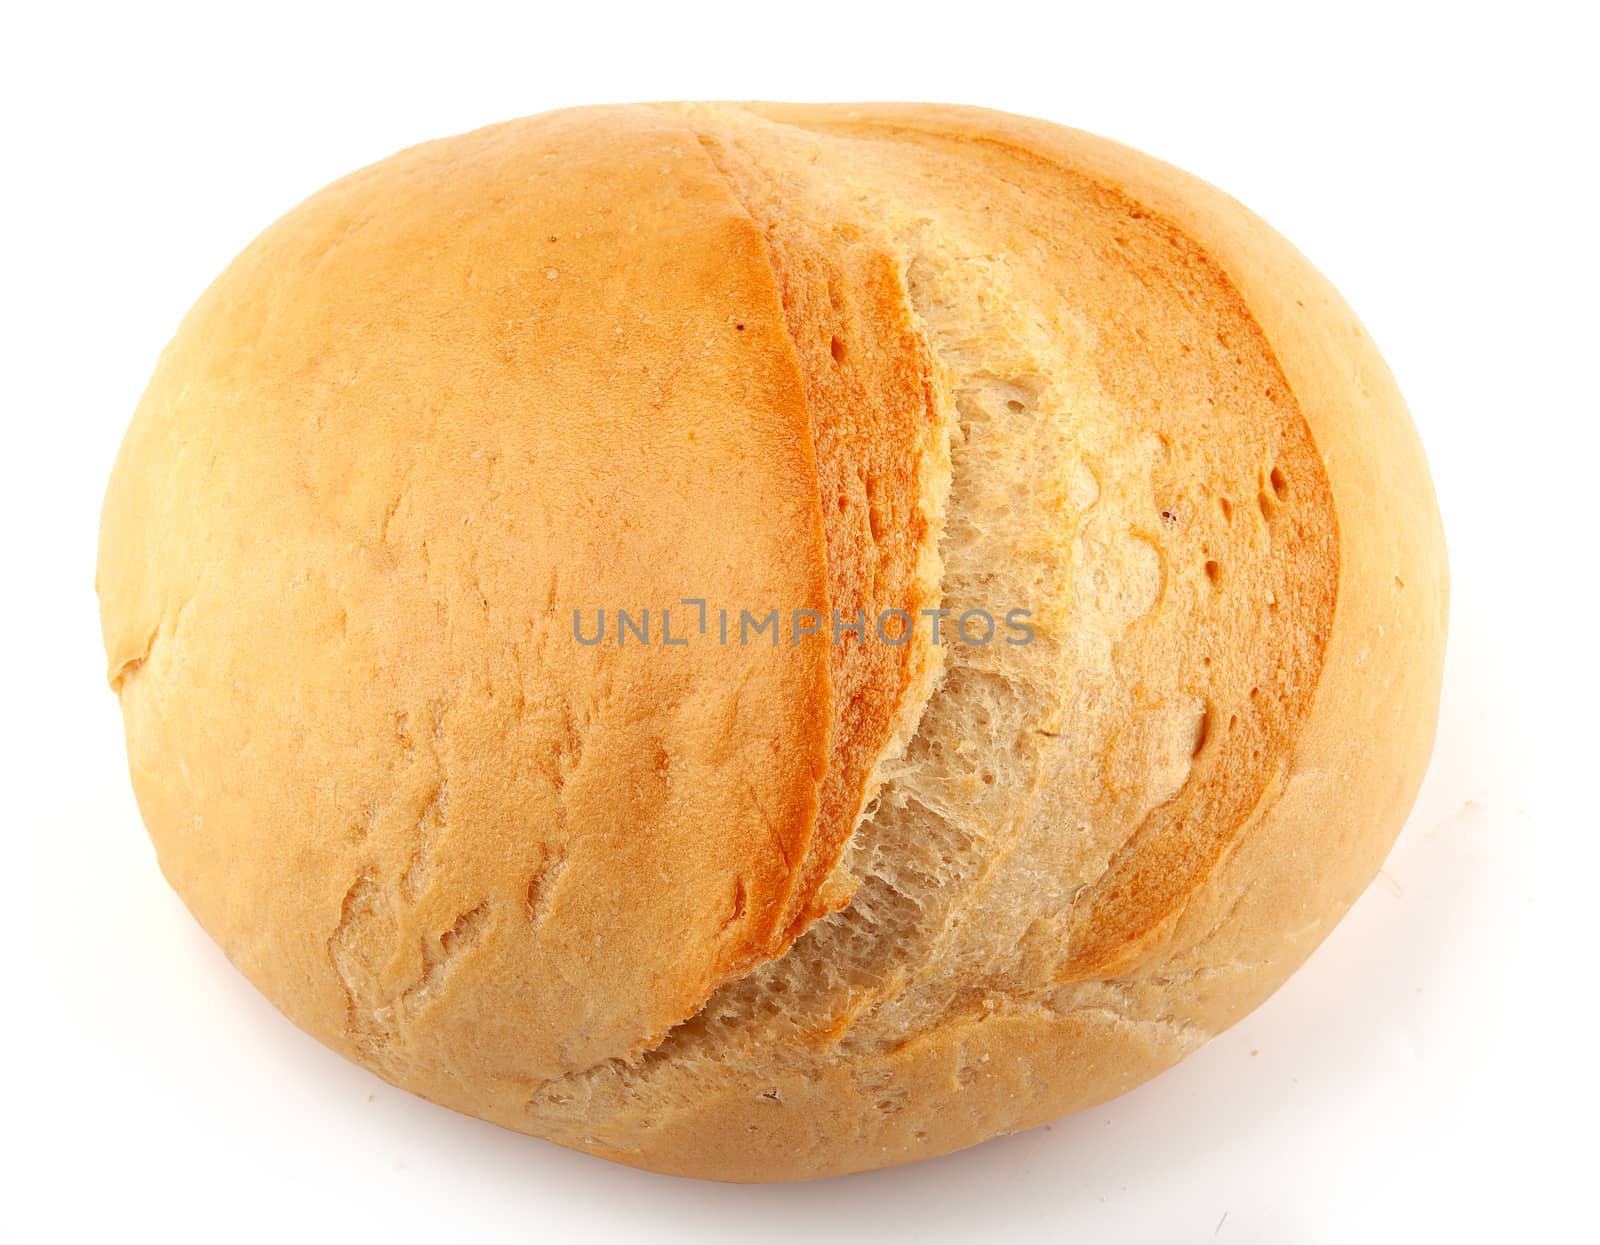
{"left": 97, "top": 102, "right": 1447, "bottom": 1181}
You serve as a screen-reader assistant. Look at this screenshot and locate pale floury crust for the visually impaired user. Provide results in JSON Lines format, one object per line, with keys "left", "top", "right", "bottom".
{"left": 98, "top": 103, "right": 1447, "bottom": 1181}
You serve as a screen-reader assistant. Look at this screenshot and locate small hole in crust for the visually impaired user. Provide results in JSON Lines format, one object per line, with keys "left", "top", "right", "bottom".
{"left": 830, "top": 335, "right": 846, "bottom": 363}
{"left": 1219, "top": 497, "right": 1233, "bottom": 521}
{"left": 1270, "top": 466, "right": 1289, "bottom": 501}
{"left": 1006, "top": 398, "right": 1026, "bottom": 413}
{"left": 1204, "top": 560, "right": 1222, "bottom": 587}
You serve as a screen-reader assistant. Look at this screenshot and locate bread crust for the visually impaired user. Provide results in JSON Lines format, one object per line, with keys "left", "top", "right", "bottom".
{"left": 99, "top": 103, "right": 1447, "bottom": 1181}
{"left": 98, "top": 105, "right": 938, "bottom": 1088}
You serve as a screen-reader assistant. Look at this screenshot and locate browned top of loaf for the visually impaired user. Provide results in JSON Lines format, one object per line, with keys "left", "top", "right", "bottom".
{"left": 98, "top": 104, "right": 946, "bottom": 1084}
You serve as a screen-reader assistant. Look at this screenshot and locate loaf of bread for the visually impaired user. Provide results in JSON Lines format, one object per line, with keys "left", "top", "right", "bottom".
{"left": 97, "top": 103, "right": 1447, "bottom": 1181}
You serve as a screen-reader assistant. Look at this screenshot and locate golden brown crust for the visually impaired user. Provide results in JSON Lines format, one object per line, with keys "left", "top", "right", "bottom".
{"left": 98, "top": 104, "right": 900, "bottom": 1088}
{"left": 99, "top": 102, "right": 1447, "bottom": 1181}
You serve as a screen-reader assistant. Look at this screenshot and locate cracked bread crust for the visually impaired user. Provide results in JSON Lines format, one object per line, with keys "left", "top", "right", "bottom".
{"left": 98, "top": 102, "right": 1447, "bottom": 1182}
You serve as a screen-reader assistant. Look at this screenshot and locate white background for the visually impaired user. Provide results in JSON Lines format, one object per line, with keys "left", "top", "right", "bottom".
{"left": 4, "top": 2, "right": 1592, "bottom": 1241}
